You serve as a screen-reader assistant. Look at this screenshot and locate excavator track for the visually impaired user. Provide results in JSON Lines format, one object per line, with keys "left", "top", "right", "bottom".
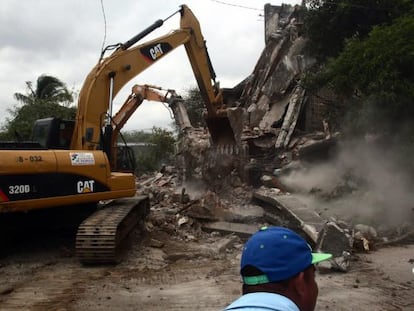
{"left": 75, "top": 195, "right": 150, "bottom": 264}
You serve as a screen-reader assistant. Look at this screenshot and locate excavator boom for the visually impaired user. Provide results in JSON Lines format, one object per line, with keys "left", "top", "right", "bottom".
{"left": 71, "top": 5, "right": 237, "bottom": 152}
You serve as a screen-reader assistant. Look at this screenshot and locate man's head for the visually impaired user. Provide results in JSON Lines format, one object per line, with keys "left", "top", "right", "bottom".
{"left": 240, "top": 226, "right": 332, "bottom": 311}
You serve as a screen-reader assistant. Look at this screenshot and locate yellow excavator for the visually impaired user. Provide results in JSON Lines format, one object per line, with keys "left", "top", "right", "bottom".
{"left": 0, "top": 5, "right": 239, "bottom": 263}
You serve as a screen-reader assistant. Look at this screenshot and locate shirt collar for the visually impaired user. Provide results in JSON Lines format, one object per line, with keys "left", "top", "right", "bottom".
{"left": 224, "top": 292, "right": 300, "bottom": 311}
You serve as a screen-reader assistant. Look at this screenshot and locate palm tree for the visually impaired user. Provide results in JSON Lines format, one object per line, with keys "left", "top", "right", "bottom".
{"left": 14, "top": 75, "right": 73, "bottom": 106}
{"left": 4, "top": 75, "right": 76, "bottom": 140}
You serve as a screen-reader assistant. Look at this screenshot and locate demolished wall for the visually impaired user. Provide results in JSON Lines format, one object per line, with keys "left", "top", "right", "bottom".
{"left": 238, "top": 4, "right": 341, "bottom": 144}
{"left": 174, "top": 3, "right": 341, "bottom": 187}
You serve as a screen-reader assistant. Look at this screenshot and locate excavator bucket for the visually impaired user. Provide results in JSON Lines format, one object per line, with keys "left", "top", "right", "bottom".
{"left": 205, "top": 86, "right": 245, "bottom": 146}
{"left": 206, "top": 117, "right": 235, "bottom": 145}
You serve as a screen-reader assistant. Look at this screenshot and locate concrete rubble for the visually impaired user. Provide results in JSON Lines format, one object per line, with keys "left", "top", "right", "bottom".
{"left": 137, "top": 3, "right": 413, "bottom": 274}
{"left": 136, "top": 157, "right": 412, "bottom": 274}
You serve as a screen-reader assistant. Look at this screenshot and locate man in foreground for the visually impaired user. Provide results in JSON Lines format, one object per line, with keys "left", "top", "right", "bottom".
{"left": 223, "top": 226, "right": 332, "bottom": 311}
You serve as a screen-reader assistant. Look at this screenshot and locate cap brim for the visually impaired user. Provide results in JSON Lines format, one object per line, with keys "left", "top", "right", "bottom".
{"left": 312, "top": 252, "right": 332, "bottom": 264}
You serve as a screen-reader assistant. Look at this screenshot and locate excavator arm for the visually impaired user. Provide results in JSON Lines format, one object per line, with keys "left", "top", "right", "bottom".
{"left": 110, "top": 84, "right": 175, "bottom": 141}
{"left": 109, "top": 84, "right": 179, "bottom": 171}
{"left": 70, "top": 5, "right": 236, "bottom": 154}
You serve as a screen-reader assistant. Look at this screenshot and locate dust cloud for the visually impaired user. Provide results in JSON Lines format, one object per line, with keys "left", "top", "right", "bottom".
{"left": 280, "top": 139, "right": 414, "bottom": 230}
{"left": 182, "top": 178, "right": 208, "bottom": 198}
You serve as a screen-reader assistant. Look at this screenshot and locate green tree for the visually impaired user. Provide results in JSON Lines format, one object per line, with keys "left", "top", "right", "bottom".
{"left": 330, "top": 16, "right": 413, "bottom": 94}
{"left": 5, "top": 75, "right": 76, "bottom": 139}
{"left": 120, "top": 130, "right": 152, "bottom": 143}
{"left": 148, "top": 127, "right": 176, "bottom": 163}
{"left": 121, "top": 127, "right": 176, "bottom": 173}
{"left": 182, "top": 86, "right": 206, "bottom": 128}
{"left": 303, "top": 0, "right": 412, "bottom": 60}
{"left": 14, "top": 75, "right": 73, "bottom": 105}
{"left": 308, "top": 14, "right": 414, "bottom": 131}
{"left": 303, "top": 1, "right": 414, "bottom": 127}
{"left": 302, "top": 3, "right": 414, "bottom": 173}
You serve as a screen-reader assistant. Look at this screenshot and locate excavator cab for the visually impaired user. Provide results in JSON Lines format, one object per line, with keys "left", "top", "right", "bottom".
{"left": 32, "top": 117, "right": 136, "bottom": 172}
{"left": 32, "top": 117, "right": 75, "bottom": 149}
{"left": 0, "top": 117, "right": 75, "bottom": 150}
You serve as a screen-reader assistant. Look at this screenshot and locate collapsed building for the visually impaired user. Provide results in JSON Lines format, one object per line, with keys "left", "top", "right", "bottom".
{"left": 170, "top": 4, "right": 341, "bottom": 185}
{"left": 172, "top": 4, "right": 343, "bottom": 184}
{"left": 162, "top": 3, "right": 413, "bottom": 271}
{"left": 165, "top": 3, "right": 352, "bottom": 270}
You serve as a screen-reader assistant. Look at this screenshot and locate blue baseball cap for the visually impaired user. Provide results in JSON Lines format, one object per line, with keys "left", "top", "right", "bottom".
{"left": 241, "top": 226, "right": 332, "bottom": 285}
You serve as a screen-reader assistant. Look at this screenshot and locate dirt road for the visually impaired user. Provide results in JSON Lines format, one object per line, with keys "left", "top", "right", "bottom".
{"left": 0, "top": 222, "right": 413, "bottom": 311}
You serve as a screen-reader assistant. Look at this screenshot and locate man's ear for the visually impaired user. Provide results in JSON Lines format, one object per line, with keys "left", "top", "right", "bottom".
{"left": 292, "top": 271, "right": 307, "bottom": 297}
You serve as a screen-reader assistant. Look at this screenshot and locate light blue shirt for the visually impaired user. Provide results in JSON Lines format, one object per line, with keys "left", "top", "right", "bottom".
{"left": 223, "top": 292, "right": 300, "bottom": 311}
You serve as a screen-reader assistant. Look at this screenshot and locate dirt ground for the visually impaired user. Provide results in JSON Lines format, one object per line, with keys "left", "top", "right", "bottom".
{"left": 0, "top": 210, "right": 413, "bottom": 311}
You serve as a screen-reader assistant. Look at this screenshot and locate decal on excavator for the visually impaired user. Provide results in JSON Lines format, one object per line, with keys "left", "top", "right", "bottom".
{"left": 77, "top": 180, "right": 95, "bottom": 193}
{"left": 140, "top": 42, "right": 172, "bottom": 62}
{"left": 8, "top": 184, "right": 31, "bottom": 195}
{"left": 70, "top": 152, "right": 95, "bottom": 166}
{"left": 0, "top": 174, "right": 109, "bottom": 202}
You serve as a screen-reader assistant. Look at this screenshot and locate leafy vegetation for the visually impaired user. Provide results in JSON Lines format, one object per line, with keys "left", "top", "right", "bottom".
{"left": 303, "top": 0, "right": 414, "bottom": 172}
{"left": 303, "top": 0, "right": 412, "bottom": 61}
{"left": 3, "top": 75, "right": 76, "bottom": 139}
{"left": 121, "top": 127, "right": 176, "bottom": 174}
{"left": 182, "top": 86, "right": 206, "bottom": 128}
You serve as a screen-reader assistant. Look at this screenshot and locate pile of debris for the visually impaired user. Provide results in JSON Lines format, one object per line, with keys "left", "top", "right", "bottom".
{"left": 147, "top": 3, "right": 413, "bottom": 274}
{"left": 136, "top": 159, "right": 413, "bottom": 275}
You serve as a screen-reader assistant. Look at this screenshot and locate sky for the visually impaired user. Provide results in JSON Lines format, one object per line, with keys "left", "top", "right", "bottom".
{"left": 0, "top": 0, "right": 300, "bottom": 132}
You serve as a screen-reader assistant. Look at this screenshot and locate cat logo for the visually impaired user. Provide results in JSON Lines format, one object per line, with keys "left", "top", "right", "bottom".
{"left": 149, "top": 43, "right": 164, "bottom": 60}
{"left": 140, "top": 42, "right": 172, "bottom": 63}
{"left": 77, "top": 180, "right": 95, "bottom": 193}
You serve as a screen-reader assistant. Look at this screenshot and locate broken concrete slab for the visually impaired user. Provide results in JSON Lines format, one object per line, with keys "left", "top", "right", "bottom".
{"left": 252, "top": 189, "right": 325, "bottom": 241}
{"left": 251, "top": 94, "right": 270, "bottom": 128}
{"left": 316, "top": 221, "right": 353, "bottom": 272}
{"left": 275, "top": 85, "right": 305, "bottom": 149}
{"left": 260, "top": 175, "right": 288, "bottom": 192}
{"left": 252, "top": 189, "right": 352, "bottom": 270}
{"left": 226, "top": 107, "right": 245, "bottom": 143}
{"left": 297, "top": 136, "right": 339, "bottom": 163}
{"left": 148, "top": 238, "right": 165, "bottom": 248}
{"left": 259, "top": 95, "right": 290, "bottom": 132}
{"left": 263, "top": 211, "right": 290, "bottom": 227}
{"left": 224, "top": 204, "right": 265, "bottom": 224}
{"left": 213, "top": 235, "right": 240, "bottom": 254}
{"left": 202, "top": 221, "right": 259, "bottom": 239}
{"left": 164, "top": 235, "right": 240, "bottom": 262}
